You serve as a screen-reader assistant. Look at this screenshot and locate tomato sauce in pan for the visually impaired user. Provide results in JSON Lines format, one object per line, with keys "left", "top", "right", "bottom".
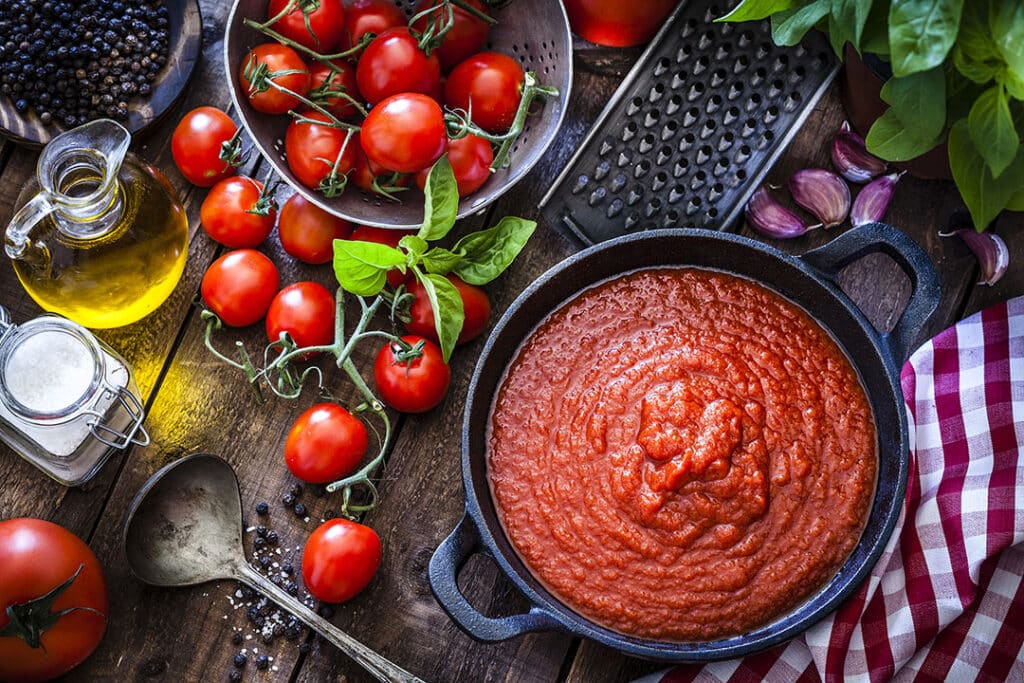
{"left": 487, "top": 268, "right": 876, "bottom": 641}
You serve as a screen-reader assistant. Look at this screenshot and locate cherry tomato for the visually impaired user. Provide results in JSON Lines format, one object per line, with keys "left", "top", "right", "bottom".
{"left": 303, "top": 59, "right": 361, "bottom": 121}
{"left": 284, "top": 111, "right": 358, "bottom": 191}
{"left": 170, "top": 107, "right": 238, "bottom": 187}
{"left": 239, "top": 43, "right": 311, "bottom": 115}
{"left": 360, "top": 93, "right": 447, "bottom": 173}
{"left": 277, "top": 193, "right": 353, "bottom": 264}
{"left": 563, "top": 0, "right": 676, "bottom": 47}
{"left": 404, "top": 275, "right": 491, "bottom": 345}
{"left": 445, "top": 52, "right": 525, "bottom": 133}
{"left": 285, "top": 403, "right": 368, "bottom": 484}
{"left": 411, "top": 0, "right": 491, "bottom": 72}
{"left": 302, "top": 519, "right": 381, "bottom": 603}
{"left": 267, "top": 0, "right": 345, "bottom": 52}
{"left": 340, "top": 0, "right": 406, "bottom": 52}
{"left": 266, "top": 281, "right": 336, "bottom": 349}
{"left": 373, "top": 335, "right": 451, "bottom": 413}
{"left": 199, "top": 176, "right": 277, "bottom": 249}
{"left": 415, "top": 134, "right": 493, "bottom": 196}
{"left": 0, "top": 519, "right": 108, "bottom": 683}
{"left": 355, "top": 27, "right": 441, "bottom": 105}
{"left": 201, "top": 249, "right": 280, "bottom": 327}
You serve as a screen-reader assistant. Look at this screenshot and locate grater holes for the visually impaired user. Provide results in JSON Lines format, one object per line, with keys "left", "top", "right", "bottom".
{"left": 645, "top": 197, "right": 663, "bottom": 218}
{"left": 707, "top": 207, "right": 719, "bottom": 220}
{"left": 669, "top": 183, "right": 685, "bottom": 202}
{"left": 639, "top": 132, "right": 657, "bottom": 153}
{"left": 764, "top": 105, "right": 779, "bottom": 124}
{"left": 784, "top": 91, "right": 802, "bottom": 112}
{"left": 681, "top": 18, "right": 699, "bottom": 37}
{"left": 655, "top": 57, "right": 671, "bottom": 76}
{"left": 676, "top": 44, "right": 692, "bottom": 62}
{"left": 657, "top": 144, "right": 673, "bottom": 164}
{"left": 687, "top": 82, "right": 706, "bottom": 101}
{"left": 644, "top": 109, "right": 661, "bottom": 127}
{"left": 650, "top": 82, "right": 667, "bottom": 102}
{"left": 635, "top": 159, "right": 653, "bottom": 178}
{"left": 666, "top": 209, "right": 680, "bottom": 224}
{"left": 623, "top": 120, "right": 639, "bottom": 142}
{"left": 661, "top": 121, "right": 678, "bottom": 142}
{"left": 628, "top": 97, "right": 644, "bottom": 116}
{"left": 653, "top": 170, "right": 668, "bottom": 191}
{"left": 684, "top": 106, "right": 700, "bottom": 127}
{"left": 707, "top": 94, "right": 723, "bottom": 114}
{"left": 734, "top": 54, "right": 750, "bottom": 74}
{"left": 679, "top": 132, "right": 696, "bottom": 152}
{"left": 667, "top": 93, "right": 683, "bottom": 115}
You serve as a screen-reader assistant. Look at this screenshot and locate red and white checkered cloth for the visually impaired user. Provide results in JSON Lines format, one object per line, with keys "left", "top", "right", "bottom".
{"left": 638, "top": 296, "right": 1024, "bottom": 683}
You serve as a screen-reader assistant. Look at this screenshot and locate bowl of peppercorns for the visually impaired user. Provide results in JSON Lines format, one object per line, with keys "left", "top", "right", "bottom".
{"left": 0, "top": 0, "right": 203, "bottom": 147}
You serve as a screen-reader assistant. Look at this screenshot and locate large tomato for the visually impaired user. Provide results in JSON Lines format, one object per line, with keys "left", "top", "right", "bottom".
{"left": 360, "top": 93, "right": 447, "bottom": 173}
{"left": 373, "top": 335, "right": 451, "bottom": 413}
{"left": 170, "top": 107, "right": 237, "bottom": 187}
{"left": 411, "top": 0, "right": 491, "bottom": 72}
{"left": 445, "top": 52, "right": 525, "bottom": 134}
{"left": 277, "top": 193, "right": 352, "bottom": 264}
{"left": 284, "top": 111, "right": 358, "bottom": 192}
{"left": 404, "top": 275, "right": 491, "bottom": 345}
{"left": 302, "top": 519, "right": 381, "bottom": 603}
{"left": 267, "top": 0, "right": 345, "bottom": 52}
{"left": 563, "top": 0, "right": 677, "bottom": 47}
{"left": 199, "top": 176, "right": 277, "bottom": 249}
{"left": 348, "top": 226, "right": 414, "bottom": 287}
{"left": 239, "top": 43, "right": 311, "bottom": 115}
{"left": 201, "top": 249, "right": 280, "bottom": 327}
{"left": 415, "top": 134, "right": 493, "bottom": 196}
{"left": 0, "top": 519, "right": 108, "bottom": 683}
{"left": 303, "top": 59, "right": 362, "bottom": 121}
{"left": 285, "top": 403, "right": 368, "bottom": 484}
{"left": 340, "top": 0, "right": 406, "bottom": 51}
{"left": 266, "top": 281, "right": 336, "bottom": 349}
{"left": 355, "top": 27, "right": 441, "bottom": 105}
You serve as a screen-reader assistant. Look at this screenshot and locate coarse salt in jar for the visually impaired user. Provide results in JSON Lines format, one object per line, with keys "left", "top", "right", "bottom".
{"left": 0, "top": 306, "right": 148, "bottom": 485}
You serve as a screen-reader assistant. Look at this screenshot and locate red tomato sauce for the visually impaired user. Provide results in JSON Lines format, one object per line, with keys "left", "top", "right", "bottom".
{"left": 488, "top": 268, "right": 877, "bottom": 641}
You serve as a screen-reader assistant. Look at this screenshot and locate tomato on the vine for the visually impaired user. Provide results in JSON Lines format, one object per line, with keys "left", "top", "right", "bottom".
{"left": 170, "top": 107, "right": 238, "bottom": 187}
{"left": 285, "top": 403, "right": 368, "bottom": 484}
{"left": 267, "top": 0, "right": 345, "bottom": 52}
{"left": 201, "top": 250, "right": 280, "bottom": 327}
{"left": 445, "top": 52, "right": 525, "bottom": 133}
{"left": 405, "top": 275, "right": 491, "bottom": 345}
{"left": 360, "top": 93, "right": 447, "bottom": 173}
{"left": 355, "top": 27, "right": 441, "bottom": 105}
{"left": 239, "top": 43, "right": 311, "bottom": 115}
{"left": 348, "top": 226, "right": 414, "bottom": 287}
{"left": 0, "top": 518, "right": 108, "bottom": 683}
{"left": 266, "top": 281, "right": 336, "bottom": 349}
{"left": 200, "top": 176, "right": 277, "bottom": 249}
{"left": 411, "top": 0, "right": 491, "bottom": 72}
{"left": 340, "top": 0, "right": 406, "bottom": 52}
{"left": 302, "top": 519, "right": 381, "bottom": 603}
{"left": 374, "top": 335, "right": 451, "bottom": 413}
{"left": 303, "top": 59, "right": 362, "bottom": 121}
{"left": 277, "top": 193, "right": 352, "bottom": 264}
{"left": 284, "top": 111, "right": 358, "bottom": 192}
{"left": 415, "top": 134, "right": 493, "bottom": 196}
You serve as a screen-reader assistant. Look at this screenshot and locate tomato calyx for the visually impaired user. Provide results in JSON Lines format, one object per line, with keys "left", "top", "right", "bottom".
{"left": 387, "top": 336, "right": 427, "bottom": 367}
{"left": 307, "top": 72, "right": 369, "bottom": 120}
{"left": 247, "top": 172, "right": 283, "bottom": 218}
{"left": 0, "top": 564, "right": 105, "bottom": 650}
{"left": 218, "top": 127, "right": 248, "bottom": 170}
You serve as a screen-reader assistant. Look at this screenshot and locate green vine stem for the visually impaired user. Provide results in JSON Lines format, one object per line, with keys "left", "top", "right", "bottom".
{"left": 243, "top": 18, "right": 374, "bottom": 66}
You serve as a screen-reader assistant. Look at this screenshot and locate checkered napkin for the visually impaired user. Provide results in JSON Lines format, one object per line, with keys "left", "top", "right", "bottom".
{"left": 637, "top": 296, "right": 1024, "bottom": 683}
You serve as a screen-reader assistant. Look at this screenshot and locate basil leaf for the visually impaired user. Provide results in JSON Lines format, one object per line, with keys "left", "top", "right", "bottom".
{"left": 859, "top": 1, "right": 893, "bottom": 57}
{"left": 418, "top": 157, "right": 459, "bottom": 242}
{"left": 770, "top": 1, "right": 831, "bottom": 46}
{"left": 333, "top": 240, "right": 407, "bottom": 296}
{"left": 888, "top": 0, "right": 964, "bottom": 77}
{"left": 968, "top": 85, "right": 1019, "bottom": 178}
{"left": 827, "top": 0, "right": 873, "bottom": 56}
{"left": 716, "top": 0, "right": 800, "bottom": 22}
{"left": 952, "top": 46, "right": 1001, "bottom": 84}
{"left": 865, "top": 109, "right": 939, "bottom": 160}
{"left": 1002, "top": 68, "right": 1024, "bottom": 101}
{"left": 421, "top": 246, "right": 464, "bottom": 275}
{"left": 417, "top": 272, "right": 464, "bottom": 363}
{"left": 990, "top": 1, "right": 1024, "bottom": 81}
{"left": 451, "top": 217, "right": 536, "bottom": 286}
{"left": 949, "top": 118, "right": 1024, "bottom": 229}
{"left": 880, "top": 67, "right": 947, "bottom": 141}
{"left": 399, "top": 235, "right": 429, "bottom": 256}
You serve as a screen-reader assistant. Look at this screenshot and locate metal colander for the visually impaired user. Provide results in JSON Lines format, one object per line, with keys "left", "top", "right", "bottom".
{"left": 539, "top": 0, "right": 838, "bottom": 245}
{"left": 224, "top": 0, "right": 572, "bottom": 229}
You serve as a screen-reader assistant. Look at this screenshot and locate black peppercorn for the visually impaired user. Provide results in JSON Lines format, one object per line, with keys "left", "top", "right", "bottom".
{"left": 265, "top": 530, "right": 279, "bottom": 545}
{"left": 255, "top": 501, "right": 269, "bottom": 516}
{"left": 232, "top": 653, "right": 246, "bottom": 669}
{"left": 289, "top": 483, "right": 303, "bottom": 497}
{"left": 255, "top": 525, "right": 268, "bottom": 538}
{"left": 282, "top": 493, "right": 296, "bottom": 507}
{"left": 255, "top": 655, "right": 269, "bottom": 671}
{"left": 228, "top": 670, "right": 242, "bottom": 683}
{"left": 293, "top": 503, "right": 308, "bottom": 518}
{"left": 231, "top": 632, "right": 243, "bottom": 646}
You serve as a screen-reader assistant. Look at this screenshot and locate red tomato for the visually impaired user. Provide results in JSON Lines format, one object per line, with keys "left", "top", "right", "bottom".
{"left": 0, "top": 519, "right": 108, "bottom": 683}
{"left": 284, "top": 111, "right": 358, "bottom": 192}
{"left": 360, "top": 93, "right": 447, "bottom": 173}
{"left": 563, "top": 0, "right": 676, "bottom": 47}
{"left": 340, "top": 0, "right": 406, "bottom": 52}
{"left": 266, "top": 281, "right": 336, "bottom": 349}
{"left": 201, "top": 249, "right": 280, "bottom": 327}
{"left": 349, "top": 225, "right": 415, "bottom": 287}
{"left": 302, "top": 519, "right": 381, "bottom": 603}
{"left": 170, "top": 107, "right": 238, "bottom": 187}
{"left": 199, "top": 176, "right": 277, "bottom": 249}
{"left": 355, "top": 27, "right": 441, "bottom": 105}
{"left": 404, "top": 275, "right": 491, "bottom": 345}
{"left": 303, "top": 59, "right": 362, "bottom": 121}
{"left": 373, "top": 335, "right": 451, "bottom": 413}
{"left": 445, "top": 52, "right": 525, "bottom": 134}
{"left": 239, "top": 43, "right": 311, "bottom": 115}
{"left": 277, "top": 193, "right": 352, "bottom": 264}
{"left": 415, "top": 135, "right": 493, "bottom": 196}
{"left": 411, "top": 0, "right": 491, "bottom": 72}
{"left": 285, "top": 403, "right": 368, "bottom": 483}
{"left": 267, "top": 0, "right": 345, "bottom": 52}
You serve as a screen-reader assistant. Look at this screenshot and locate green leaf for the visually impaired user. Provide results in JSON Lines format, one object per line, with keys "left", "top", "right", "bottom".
{"left": 865, "top": 109, "right": 939, "bottom": 160}
{"left": 421, "top": 247, "right": 464, "bottom": 275}
{"left": 948, "top": 118, "right": 1024, "bottom": 229}
{"left": 953, "top": 45, "right": 1002, "bottom": 84}
{"left": 416, "top": 272, "right": 464, "bottom": 363}
{"left": 1002, "top": 68, "right": 1024, "bottom": 101}
{"left": 967, "top": 84, "right": 1019, "bottom": 177}
{"left": 990, "top": 2, "right": 1024, "bottom": 81}
{"left": 451, "top": 217, "right": 536, "bottom": 285}
{"left": 333, "top": 240, "right": 407, "bottom": 296}
{"left": 860, "top": 0, "right": 894, "bottom": 56}
{"left": 1006, "top": 184, "right": 1024, "bottom": 212}
{"left": 827, "top": 0, "right": 873, "bottom": 56}
{"left": 716, "top": 0, "right": 801, "bottom": 22}
{"left": 770, "top": 1, "right": 831, "bottom": 46}
{"left": 418, "top": 157, "right": 459, "bottom": 242}
{"left": 888, "top": 0, "right": 964, "bottom": 77}
{"left": 399, "top": 235, "right": 429, "bottom": 256}
{"left": 881, "top": 67, "right": 947, "bottom": 138}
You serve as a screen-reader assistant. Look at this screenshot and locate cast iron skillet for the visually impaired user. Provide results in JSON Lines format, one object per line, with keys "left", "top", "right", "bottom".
{"left": 428, "top": 223, "right": 940, "bottom": 661}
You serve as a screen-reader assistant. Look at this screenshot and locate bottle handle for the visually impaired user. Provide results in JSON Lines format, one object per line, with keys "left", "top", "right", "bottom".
{"left": 5, "top": 193, "right": 57, "bottom": 259}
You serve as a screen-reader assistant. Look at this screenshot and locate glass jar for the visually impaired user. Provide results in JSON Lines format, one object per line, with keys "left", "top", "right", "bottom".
{"left": 0, "top": 306, "right": 149, "bottom": 485}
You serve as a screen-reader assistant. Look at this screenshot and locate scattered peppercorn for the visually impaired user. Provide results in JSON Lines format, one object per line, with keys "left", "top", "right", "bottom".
{"left": 255, "top": 501, "right": 269, "bottom": 515}
{"left": 318, "top": 604, "right": 335, "bottom": 619}
{"left": 228, "top": 670, "right": 242, "bottom": 683}
{"left": 262, "top": 632, "right": 274, "bottom": 645}
{"left": 255, "top": 655, "right": 269, "bottom": 671}
{"left": 281, "top": 563, "right": 294, "bottom": 576}
{"left": 265, "top": 530, "right": 279, "bottom": 545}
{"left": 286, "top": 582, "right": 299, "bottom": 596}
{"left": 293, "top": 503, "right": 307, "bottom": 518}
{"left": 271, "top": 575, "right": 283, "bottom": 586}
{"left": 232, "top": 653, "right": 246, "bottom": 669}
{"left": 246, "top": 607, "right": 260, "bottom": 623}
{"left": 258, "top": 556, "right": 271, "bottom": 569}
{"left": 253, "top": 536, "right": 267, "bottom": 549}
{"left": 231, "top": 632, "right": 243, "bottom": 646}
{"left": 282, "top": 493, "right": 296, "bottom": 507}
{"left": 289, "top": 483, "right": 303, "bottom": 497}
{"left": 255, "top": 525, "right": 268, "bottom": 538}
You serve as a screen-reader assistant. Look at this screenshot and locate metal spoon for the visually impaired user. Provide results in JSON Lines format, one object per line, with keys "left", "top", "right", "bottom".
{"left": 122, "top": 453, "right": 423, "bottom": 683}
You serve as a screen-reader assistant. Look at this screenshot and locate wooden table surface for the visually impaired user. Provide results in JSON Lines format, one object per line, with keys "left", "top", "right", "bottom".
{"left": 1, "top": 3, "right": 1021, "bottom": 682}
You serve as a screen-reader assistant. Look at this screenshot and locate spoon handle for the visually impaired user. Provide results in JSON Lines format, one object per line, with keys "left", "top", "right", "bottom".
{"left": 238, "top": 564, "right": 425, "bottom": 683}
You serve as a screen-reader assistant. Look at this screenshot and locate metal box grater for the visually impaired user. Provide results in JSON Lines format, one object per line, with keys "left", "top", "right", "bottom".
{"left": 539, "top": 0, "right": 840, "bottom": 245}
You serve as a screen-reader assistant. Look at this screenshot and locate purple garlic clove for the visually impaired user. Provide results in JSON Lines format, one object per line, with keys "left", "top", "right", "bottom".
{"left": 745, "top": 185, "right": 814, "bottom": 239}
{"left": 832, "top": 121, "right": 888, "bottom": 183}
{"left": 851, "top": 172, "right": 903, "bottom": 227}
{"left": 941, "top": 229, "right": 1009, "bottom": 286}
{"left": 787, "top": 168, "right": 850, "bottom": 228}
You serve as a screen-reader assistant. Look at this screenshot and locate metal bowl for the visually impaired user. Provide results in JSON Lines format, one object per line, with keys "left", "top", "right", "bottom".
{"left": 223, "top": 0, "right": 572, "bottom": 228}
